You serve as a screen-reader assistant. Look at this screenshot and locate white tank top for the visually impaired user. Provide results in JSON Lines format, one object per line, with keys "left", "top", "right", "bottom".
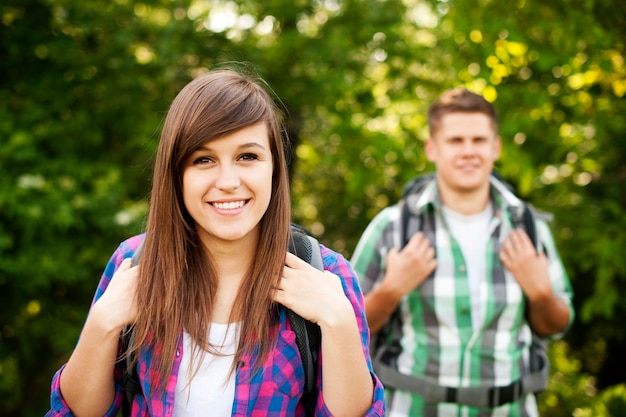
{"left": 172, "top": 323, "right": 240, "bottom": 417}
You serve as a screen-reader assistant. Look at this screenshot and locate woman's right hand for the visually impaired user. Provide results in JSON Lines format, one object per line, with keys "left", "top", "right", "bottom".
{"left": 91, "top": 258, "right": 139, "bottom": 333}
{"left": 59, "top": 257, "right": 140, "bottom": 416}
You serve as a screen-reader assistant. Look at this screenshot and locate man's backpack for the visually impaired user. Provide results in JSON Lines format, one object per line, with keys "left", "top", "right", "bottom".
{"left": 371, "top": 172, "right": 550, "bottom": 408}
{"left": 120, "top": 225, "right": 322, "bottom": 417}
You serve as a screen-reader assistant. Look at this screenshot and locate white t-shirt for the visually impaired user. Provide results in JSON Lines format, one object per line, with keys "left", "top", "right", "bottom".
{"left": 172, "top": 323, "right": 240, "bottom": 417}
{"left": 442, "top": 203, "right": 493, "bottom": 331}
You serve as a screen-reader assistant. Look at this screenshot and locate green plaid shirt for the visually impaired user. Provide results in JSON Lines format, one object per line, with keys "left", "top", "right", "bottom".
{"left": 351, "top": 176, "right": 574, "bottom": 417}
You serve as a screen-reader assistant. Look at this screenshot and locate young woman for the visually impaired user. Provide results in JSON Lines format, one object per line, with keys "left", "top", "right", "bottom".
{"left": 48, "top": 69, "right": 385, "bottom": 417}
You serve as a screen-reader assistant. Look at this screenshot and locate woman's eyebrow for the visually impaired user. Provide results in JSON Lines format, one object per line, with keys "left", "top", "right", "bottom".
{"left": 238, "top": 142, "right": 268, "bottom": 151}
{"left": 195, "top": 142, "right": 268, "bottom": 152}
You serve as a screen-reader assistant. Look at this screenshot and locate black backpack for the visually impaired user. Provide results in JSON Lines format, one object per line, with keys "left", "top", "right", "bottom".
{"left": 120, "top": 225, "right": 322, "bottom": 417}
{"left": 371, "top": 172, "right": 550, "bottom": 408}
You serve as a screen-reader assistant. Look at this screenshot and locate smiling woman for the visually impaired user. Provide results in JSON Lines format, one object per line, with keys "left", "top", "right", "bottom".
{"left": 47, "top": 67, "right": 385, "bottom": 417}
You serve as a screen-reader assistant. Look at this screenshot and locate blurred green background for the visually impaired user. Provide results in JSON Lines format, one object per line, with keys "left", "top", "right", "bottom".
{"left": 1, "top": 0, "right": 625, "bottom": 415}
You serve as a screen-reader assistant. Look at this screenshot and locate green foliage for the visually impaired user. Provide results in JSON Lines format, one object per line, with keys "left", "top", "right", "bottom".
{"left": 1, "top": 0, "right": 624, "bottom": 415}
{"left": 539, "top": 341, "right": 596, "bottom": 416}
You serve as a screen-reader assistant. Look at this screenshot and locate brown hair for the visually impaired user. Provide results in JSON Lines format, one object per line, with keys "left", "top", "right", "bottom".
{"left": 427, "top": 88, "right": 498, "bottom": 136}
{"left": 130, "top": 68, "right": 291, "bottom": 391}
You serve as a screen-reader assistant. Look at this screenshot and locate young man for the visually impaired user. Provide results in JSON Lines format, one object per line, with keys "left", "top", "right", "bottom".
{"left": 351, "top": 89, "right": 574, "bottom": 417}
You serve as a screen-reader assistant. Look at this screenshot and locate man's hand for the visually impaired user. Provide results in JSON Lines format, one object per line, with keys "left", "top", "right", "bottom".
{"left": 499, "top": 228, "right": 552, "bottom": 300}
{"left": 365, "top": 232, "right": 436, "bottom": 334}
{"left": 499, "top": 228, "right": 570, "bottom": 336}
{"left": 383, "top": 231, "right": 437, "bottom": 300}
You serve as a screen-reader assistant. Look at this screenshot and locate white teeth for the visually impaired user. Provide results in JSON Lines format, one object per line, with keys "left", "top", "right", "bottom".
{"left": 213, "top": 201, "right": 245, "bottom": 210}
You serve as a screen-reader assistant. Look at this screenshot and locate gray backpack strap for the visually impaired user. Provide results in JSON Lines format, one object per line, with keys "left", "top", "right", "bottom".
{"left": 305, "top": 235, "right": 323, "bottom": 271}
{"left": 373, "top": 353, "right": 548, "bottom": 407}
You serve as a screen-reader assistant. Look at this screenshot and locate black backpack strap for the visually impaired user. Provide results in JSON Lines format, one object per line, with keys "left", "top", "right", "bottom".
{"left": 372, "top": 195, "right": 435, "bottom": 381}
{"left": 121, "top": 326, "right": 141, "bottom": 417}
{"left": 287, "top": 228, "right": 323, "bottom": 417}
{"left": 508, "top": 203, "right": 538, "bottom": 251}
{"left": 508, "top": 203, "right": 551, "bottom": 393}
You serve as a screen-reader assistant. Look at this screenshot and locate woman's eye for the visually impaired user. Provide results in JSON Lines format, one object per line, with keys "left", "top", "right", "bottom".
{"left": 193, "top": 156, "right": 213, "bottom": 165}
{"left": 239, "top": 153, "right": 259, "bottom": 161}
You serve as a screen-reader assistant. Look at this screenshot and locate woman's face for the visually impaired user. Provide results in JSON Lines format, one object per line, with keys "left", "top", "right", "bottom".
{"left": 182, "top": 122, "right": 273, "bottom": 247}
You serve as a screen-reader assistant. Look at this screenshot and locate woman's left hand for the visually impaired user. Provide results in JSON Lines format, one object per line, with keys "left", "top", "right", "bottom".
{"left": 272, "top": 252, "right": 354, "bottom": 328}
{"left": 275, "top": 252, "right": 376, "bottom": 417}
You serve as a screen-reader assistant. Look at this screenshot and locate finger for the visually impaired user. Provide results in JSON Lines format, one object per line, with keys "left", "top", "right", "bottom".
{"left": 416, "top": 236, "right": 434, "bottom": 256}
{"left": 424, "top": 246, "right": 436, "bottom": 261}
{"left": 117, "top": 258, "right": 133, "bottom": 273}
{"left": 506, "top": 235, "right": 515, "bottom": 251}
{"left": 405, "top": 231, "right": 426, "bottom": 249}
{"left": 499, "top": 238, "right": 513, "bottom": 257}
{"left": 271, "top": 287, "right": 284, "bottom": 304}
{"left": 499, "top": 248, "right": 511, "bottom": 266}
{"left": 416, "top": 237, "right": 437, "bottom": 261}
{"left": 511, "top": 229, "right": 536, "bottom": 254}
{"left": 284, "top": 251, "right": 309, "bottom": 269}
{"left": 509, "top": 229, "right": 522, "bottom": 245}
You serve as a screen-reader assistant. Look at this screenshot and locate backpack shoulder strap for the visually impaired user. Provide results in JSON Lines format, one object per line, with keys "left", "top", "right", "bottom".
{"left": 287, "top": 228, "right": 323, "bottom": 417}
{"left": 509, "top": 202, "right": 551, "bottom": 394}
{"left": 509, "top": 203, "right": 538, "bottom": 251}
{"left": 372, "top": 177, "right": 435, "bottom": 390}
{"left": 509, "top": 200, "right": 552, "bottom": 256}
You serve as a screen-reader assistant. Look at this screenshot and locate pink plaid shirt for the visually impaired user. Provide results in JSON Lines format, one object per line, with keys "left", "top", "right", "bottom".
{"left": 47, "top": 235, "right": 385, "bottom": 416}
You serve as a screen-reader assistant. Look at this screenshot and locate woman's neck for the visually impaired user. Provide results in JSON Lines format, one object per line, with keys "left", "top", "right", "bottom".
{"left": 204, "top": 235, "right": 257, "bottom": 323}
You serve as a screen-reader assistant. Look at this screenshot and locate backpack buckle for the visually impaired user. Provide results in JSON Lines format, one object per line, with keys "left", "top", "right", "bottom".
{"left": 488, "top": 379, "right": 524, "bottom": 407}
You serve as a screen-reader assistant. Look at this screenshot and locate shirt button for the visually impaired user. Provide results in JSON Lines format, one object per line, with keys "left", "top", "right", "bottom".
{"left": 458, "top": 264, "right": 466, "bottom": 272}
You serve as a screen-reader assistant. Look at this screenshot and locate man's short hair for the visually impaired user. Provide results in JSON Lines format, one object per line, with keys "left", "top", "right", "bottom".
{"left": 427, "top": 89, "right": 498, "bottom": 136}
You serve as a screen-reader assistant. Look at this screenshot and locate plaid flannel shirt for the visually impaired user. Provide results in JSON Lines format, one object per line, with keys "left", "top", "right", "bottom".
{"left": 351, "top": 176, "right": 574, "bottom": 417}
{"left": 48, "top": 234, "right": 385, "bottom": 417}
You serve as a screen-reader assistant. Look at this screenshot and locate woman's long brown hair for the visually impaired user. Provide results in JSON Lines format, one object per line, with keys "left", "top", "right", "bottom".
{"left": 128, "top": 68, "right": 291, "bottom": 392}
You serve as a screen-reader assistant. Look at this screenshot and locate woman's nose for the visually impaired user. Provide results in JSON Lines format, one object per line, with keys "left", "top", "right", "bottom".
{"left": 215, "top": 166, "right": 241, "bottom": 191}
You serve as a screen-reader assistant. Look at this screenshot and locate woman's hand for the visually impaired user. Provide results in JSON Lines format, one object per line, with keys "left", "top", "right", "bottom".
{"left": 274, "top": 252, "right": 375, "bottom": 417}
{"left": 59, "top": 258, "right": 140, "bottom": 416}
{"left": 272, "top": 252, "right": 354, "bottom": 329}
{"left": 92, "top": 258, "right": 139, "bottom": 334}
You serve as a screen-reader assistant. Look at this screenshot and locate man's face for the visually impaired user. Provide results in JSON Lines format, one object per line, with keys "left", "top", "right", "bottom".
{"left": 425, "top": 112, "right": 501, "bottom": 195}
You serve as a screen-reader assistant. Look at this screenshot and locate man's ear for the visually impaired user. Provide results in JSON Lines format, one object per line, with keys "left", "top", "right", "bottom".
{"left": 493, "top": 135, "right": 502, "bottom": 160}
{"left": 425, "top": 137, "right": 436, "bottom": 162}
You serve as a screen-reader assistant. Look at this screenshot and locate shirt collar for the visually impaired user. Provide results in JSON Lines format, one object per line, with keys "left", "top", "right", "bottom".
{"left": 410, "top": 173, "right": 526, "bottom": 215}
